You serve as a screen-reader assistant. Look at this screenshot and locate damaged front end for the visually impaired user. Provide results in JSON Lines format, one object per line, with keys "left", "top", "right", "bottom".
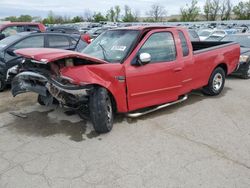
{"left": 12, "top": 70, "right": 93, "bottom": 108}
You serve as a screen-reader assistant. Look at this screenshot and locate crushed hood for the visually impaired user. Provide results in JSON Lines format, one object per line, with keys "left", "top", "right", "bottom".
{"left": 15, "top": 48, "right": 108, "bottom": 64}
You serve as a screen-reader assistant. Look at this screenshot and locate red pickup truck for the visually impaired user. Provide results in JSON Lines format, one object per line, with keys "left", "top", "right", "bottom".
{"left": 12, "top": 26, "right": 240, "bottom": 133}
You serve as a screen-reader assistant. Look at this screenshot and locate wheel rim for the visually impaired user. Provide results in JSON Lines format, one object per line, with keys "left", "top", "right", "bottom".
{"left": 213, "top": 73, "right": 223, "bottom": 91}
{"left": 106, "top": 96, "right": 113, "bottom": 124}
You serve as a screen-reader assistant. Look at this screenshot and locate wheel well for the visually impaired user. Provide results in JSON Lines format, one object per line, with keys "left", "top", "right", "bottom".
{"left": 92, "top": 84, "right": 117, "bottom": 112}
{"left": 216, "top": 63, "right": 228, "bottom": 75}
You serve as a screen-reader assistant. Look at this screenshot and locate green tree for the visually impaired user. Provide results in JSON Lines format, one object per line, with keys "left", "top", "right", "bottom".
{"left": 93, "top": 12, "right": 107, "bottom": 22}
{"left": 72, "top": 16, "right": 84, "bottom": 23}
{"left": 4, "top": 16, "right": 18, "bottom": 22}
{"left": 18, "top": 15, "right": 32, "bottom": 22}
{"left": 114, "top": 5, "right": 121, "bottom": 21}
{"left": 233, "top": 1, "right": 250, "bottom": 20}
{"left": 180, "top": 0, "right": 200, "bottom": 21}
{"left": 122, "top": 5, "right": 138, "bottom": 22}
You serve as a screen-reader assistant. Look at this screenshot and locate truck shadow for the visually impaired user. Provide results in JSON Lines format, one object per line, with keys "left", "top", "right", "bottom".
{"left": 120, "top": 86, "right": 232, "bottom": 123}
{"left": 6, "top": 109, "right": 100, "bottom": 142}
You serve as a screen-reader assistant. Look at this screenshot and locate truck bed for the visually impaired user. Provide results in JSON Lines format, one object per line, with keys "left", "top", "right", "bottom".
{"left": 192, "top": 41, "right": 235, "bottom": 54}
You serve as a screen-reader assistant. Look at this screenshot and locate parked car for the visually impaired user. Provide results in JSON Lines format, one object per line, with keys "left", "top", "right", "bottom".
{"left": 12, "top": 26, "right": 240, "bottom": 133}
{"left": 221, "top": 34, "right": 250, "bottom": 78}
{"left": 0, "top": 32, "right": 89, "bottom": 91}
{"left": 188, "top": 29, "right": 200, "bottom": 41}
{"left": 198, "top": 29, "right": 214, "bottom": 41}
{"left": 87, "top": 27, "right": 110, "bottom": 39}
{"left": 46, "top": 26, "right": 80, "bottom": 34}
{"left": 0, "top": 22, "right": 46, "bottom": 40}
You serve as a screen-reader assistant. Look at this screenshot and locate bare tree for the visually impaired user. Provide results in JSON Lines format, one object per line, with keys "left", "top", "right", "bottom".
{"left": 114, "top": 6, "right": 121, "bottom": 22}
{"left": 147, "top": 4, "right": 167, "bottom": 22}
{"left": 83, "top": 9, "right": 93, "bottom": 22}
{"left": 220, "top": 0, "right": 232, "bottom": 20}
{"left": 180, "top": 0, "right": 200, "bottom": 21}
{"left": 233, "top": 1, "right": 250, "bottom": 20}
{"left": 203, "top": 0, "right": 221, "bottom": 21}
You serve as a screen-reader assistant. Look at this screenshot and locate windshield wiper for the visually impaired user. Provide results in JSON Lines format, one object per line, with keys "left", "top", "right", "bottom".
{"left": 98, "top": 43, "right": 109, "bottom": 62}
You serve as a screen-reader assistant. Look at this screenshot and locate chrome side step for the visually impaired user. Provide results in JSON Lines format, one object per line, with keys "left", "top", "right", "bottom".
{"left": 127, "top": 95, "right": 188, "bottom": 118}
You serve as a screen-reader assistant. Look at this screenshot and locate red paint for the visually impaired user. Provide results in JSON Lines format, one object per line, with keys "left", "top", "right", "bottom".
{"left": 15, "top": 27, "right": 240, "bottom": 113}
{"left": 0, "top": 22, "right": 46, "bottom": 32}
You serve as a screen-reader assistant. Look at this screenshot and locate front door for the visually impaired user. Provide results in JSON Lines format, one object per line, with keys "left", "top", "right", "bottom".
{"left": 125, "top": 30, "right": 183, "bottom": 111}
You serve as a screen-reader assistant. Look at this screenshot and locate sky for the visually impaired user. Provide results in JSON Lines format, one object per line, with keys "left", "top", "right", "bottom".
{"left": 0, "top": 0, "right": 246, "bottom": 18}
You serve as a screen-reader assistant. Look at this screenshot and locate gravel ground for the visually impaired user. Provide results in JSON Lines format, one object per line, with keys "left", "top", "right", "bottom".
{"left": 0, "top": 76, "right": 250, "bottom": 188}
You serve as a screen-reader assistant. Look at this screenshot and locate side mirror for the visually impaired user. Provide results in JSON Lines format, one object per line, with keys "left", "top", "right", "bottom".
{"left": 138, "top": 53, "right": 151, "bottom": 65}
{"left": 6, "top": 48, "right": 16, "bottom": 56}
{"left": 0, "top": 33, "right": 5, "bottom": 40}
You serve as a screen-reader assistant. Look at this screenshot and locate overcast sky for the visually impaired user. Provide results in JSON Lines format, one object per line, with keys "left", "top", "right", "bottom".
{"left": 0, "top": 0, "right": 246, "bottom": 18}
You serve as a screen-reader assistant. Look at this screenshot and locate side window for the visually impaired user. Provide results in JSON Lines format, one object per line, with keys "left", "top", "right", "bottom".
{"left": 178, "top": 31, "right": 189, "bottom": 57}
{"left": 2, "top": 26, "right": 25, "bottom": 37}
{"left": 139, "top": 32, "right": 176, "bottom": 63}
{"left": 13, "top": 36, "right": 44, "bottom": 49}
{"left": 27, "top": 25, "right": 39, "bottom": 31}
{"left": 48, "top": 35, "right": 70, "bottom": 48}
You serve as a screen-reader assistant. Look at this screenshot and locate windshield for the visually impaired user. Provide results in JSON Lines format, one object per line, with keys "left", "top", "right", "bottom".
{"left": 0, "top": 34, "right": 22, "bottom": 48}
{"left": 82, "top": 30, "right": 139, "bottom": 63}
{"left": 222, "top": 35, "right": 250, "bottom": 48}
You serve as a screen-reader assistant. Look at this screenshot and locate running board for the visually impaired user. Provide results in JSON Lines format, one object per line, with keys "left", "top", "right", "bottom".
{"left": 127, "top": 95, "right": 188, "bottom": 118}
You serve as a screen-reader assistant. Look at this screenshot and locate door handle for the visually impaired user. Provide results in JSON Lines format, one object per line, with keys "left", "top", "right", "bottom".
{"left": 174, "top": 68, "right": 183, "bottom": 72}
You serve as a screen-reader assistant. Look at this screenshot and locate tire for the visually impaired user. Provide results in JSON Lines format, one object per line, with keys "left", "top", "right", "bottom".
{"left": 37, "top": 94, "right": 58, "bottom": 106}
{"left": 0, "top": 76, "right": 6, "bottom": 92}
{"left": 89, "top": 87, "right": 114, "bottom": 133}
{"left": 241, "top": 63, "right": 250, "bottom": 79}
{"left": 37, "top": 95, "right": 46, "bottom": 106}
{"left": 202, "top": 67, "right": 225, "bottom": 96}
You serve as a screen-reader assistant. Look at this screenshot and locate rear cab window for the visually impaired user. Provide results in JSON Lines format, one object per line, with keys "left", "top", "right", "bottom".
{"left": 139, "top": 32, "right": 177, "bottom": 63}
{"left": 2, "top": 26, "right": 25, "bottom": 37}
{"left": 178, "top": 31, "right": 189, "bottom": 57}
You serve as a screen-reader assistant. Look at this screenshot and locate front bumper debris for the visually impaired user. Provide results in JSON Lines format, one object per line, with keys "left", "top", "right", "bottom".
{"left": 12, "top": 71, "right": 91, "bottom": 106}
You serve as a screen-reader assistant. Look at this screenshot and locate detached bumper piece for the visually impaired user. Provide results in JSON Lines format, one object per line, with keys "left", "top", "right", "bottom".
{"left": 12, "top": 71, "right": 91, "bottom": 107}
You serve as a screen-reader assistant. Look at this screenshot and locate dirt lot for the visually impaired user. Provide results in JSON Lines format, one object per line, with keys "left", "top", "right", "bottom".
{"left": 0, "top": 77, "right": 250, "bottom": 188}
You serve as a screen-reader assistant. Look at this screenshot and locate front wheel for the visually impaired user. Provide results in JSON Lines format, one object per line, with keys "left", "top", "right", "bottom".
{"left": 202, "top": 67, "right": 225, "bottom": 96}
{"left": 0, "top": 76, "right": 6, "bottom": 92}
{"left": 241, "top": 63, "right": 250, "bottom": 79}
{"left": 89, "top": 87, "right": 114, "bottom": 133}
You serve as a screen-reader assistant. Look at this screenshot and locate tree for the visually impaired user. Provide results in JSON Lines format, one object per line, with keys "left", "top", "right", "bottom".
{"left": 4, "top": 16, "right": 18, "bottom": 22}
{"left": 18, "top": 15, "right": 32, "bottom": 22}
{"left": 147, "top": 4, "right": 167, "bottom": 22}
{"left": 122, "top": 5, "right": 139, "bottom": 22}
{"left": 106, "top": 7, "right": 116, "bottom": 22}
{"left": 93, "top": 12, "right": 107, "bottom": 22}
{"left": 72, "top": 16, "right": 84, "bottom": 23}
{"left": 83, "top": 9, "right": 93, "bottom": 22}
{"left": 220, "top": 0, "right": 232, "bottom": 20}
{"left": 233, "top": 1, "right": 250, "bottom": 20}
{"left": 180, "top": 0, "right": 200, "bottom": 21}
{"left": 203, "top": 0, "right": 220, "bottom": 21}
{"left": 114, "top": 5, "right": 121, "bottom": 22}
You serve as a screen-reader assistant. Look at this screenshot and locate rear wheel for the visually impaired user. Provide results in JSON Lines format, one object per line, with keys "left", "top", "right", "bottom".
{"left": 89, "top": 87, "right": 114, "bottom": 133}
{"left": 202, "top": 67, "right": 225, "bottom": 96}
{"left": 0, "top": 76, "right": 6, "bottom": 92}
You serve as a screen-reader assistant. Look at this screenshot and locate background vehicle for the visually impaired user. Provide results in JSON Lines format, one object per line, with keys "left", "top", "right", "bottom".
{"left": 0, "top": 22, "right": 45, "bottom": 40}
{"left": 12, "top": 26, "right": 240, "bottom": 133}
{"left": 188, "top": 29, "right": 200, "bottom": 41}
{"left": 46, "top": 26, "right": 80, "bottom": 34}
{"left": 87, "top": 27, "right": 110, "bottom": 39}
{"left": 222, "top": 34, "right": 250, "bottom": 78}
{"left": 0, "top": 32, "right": 89, "bottom": 91}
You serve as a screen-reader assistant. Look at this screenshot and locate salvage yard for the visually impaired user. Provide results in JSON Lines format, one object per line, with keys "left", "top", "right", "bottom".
{"left": 0, "top": 76, "right": 250, "bottom": 188}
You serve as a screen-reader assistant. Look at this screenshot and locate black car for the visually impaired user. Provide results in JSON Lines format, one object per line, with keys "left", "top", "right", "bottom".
{"left": 221, "top": 34, "right": 250, "bottom": 79}
{"left": 46, "top": 26, "right": 80, "bottom": 34}
{"left": 0, "top": 32, "right": 88, "bottom": 91}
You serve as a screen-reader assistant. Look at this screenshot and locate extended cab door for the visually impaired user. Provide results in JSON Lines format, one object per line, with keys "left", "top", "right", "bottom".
{"left": 125, "top": 29, "right": 184, "bottom": 111}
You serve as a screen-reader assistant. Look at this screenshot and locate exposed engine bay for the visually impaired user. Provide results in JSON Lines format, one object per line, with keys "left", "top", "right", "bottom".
{"left": 12, "top": 57, "right": 97, "bottom": 109}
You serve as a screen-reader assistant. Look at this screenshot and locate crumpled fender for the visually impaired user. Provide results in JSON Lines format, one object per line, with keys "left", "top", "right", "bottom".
{"left": 60, "top": 64, "right": 128, "bottom": 113}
